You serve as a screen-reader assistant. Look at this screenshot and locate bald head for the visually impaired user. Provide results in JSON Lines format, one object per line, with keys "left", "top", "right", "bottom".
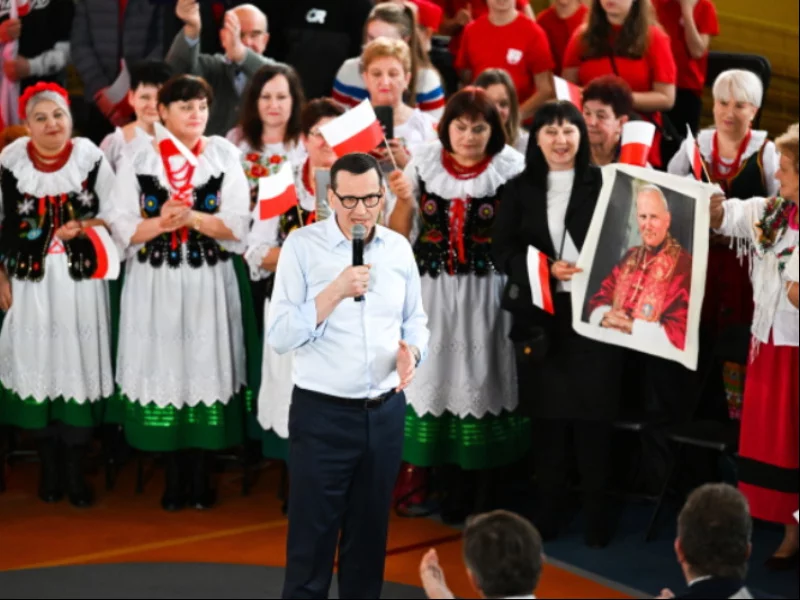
{"left": 636, "top": 185, "right": 672, "bottom": 249}
{"left": 229, "top": 4, "right": 269, "bottom": 55}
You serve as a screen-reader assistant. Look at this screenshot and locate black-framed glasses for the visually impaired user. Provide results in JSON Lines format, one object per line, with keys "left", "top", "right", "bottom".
{"left": 332, "top": 189, "right": 383, "bottom": 210}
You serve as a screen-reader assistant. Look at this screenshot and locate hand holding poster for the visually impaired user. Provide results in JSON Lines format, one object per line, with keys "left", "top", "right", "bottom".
{"left": 570, "top": 164, "right": 718, "bottom": 370}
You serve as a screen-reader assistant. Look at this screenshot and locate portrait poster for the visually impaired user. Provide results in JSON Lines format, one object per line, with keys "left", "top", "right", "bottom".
{"left": 570, "top": 164, "right": 717, "bottom": 370}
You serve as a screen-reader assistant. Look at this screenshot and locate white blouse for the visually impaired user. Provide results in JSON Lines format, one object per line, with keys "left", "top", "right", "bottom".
{"left": 668, "top": 129, "right": 780, "bottom": 197}
{"left": 717, "top": 197, "right": 799, "bottom": 346}
{"left": 546, "top": 169, "right": 579, "bottom": 292}
{"left": 100, "top": 126, "right": 151, "bottom": 171}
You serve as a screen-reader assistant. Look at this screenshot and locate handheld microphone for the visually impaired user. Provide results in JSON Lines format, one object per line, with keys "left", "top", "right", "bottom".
{"left": 352, "top": 224, "right": 366, "bottom": 302}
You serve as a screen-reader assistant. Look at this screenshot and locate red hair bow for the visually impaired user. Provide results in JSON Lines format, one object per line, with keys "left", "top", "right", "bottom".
{"left": 18, "top": 82, "right": 71, "bottom": 122}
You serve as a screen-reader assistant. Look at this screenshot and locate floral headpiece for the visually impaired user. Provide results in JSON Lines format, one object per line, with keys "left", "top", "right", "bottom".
{"left": 18, "top": 82, "right": 71, "bottom": 122}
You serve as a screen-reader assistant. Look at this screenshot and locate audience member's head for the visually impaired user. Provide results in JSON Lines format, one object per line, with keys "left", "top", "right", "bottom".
{"left": 438, "top": 87, "right": 506, "bottom": 163}
{"left": 585, "top": 0, "right": 655, "bottom": 59}
{"left": 228, "top": 4, "right": 269, "bottom": 55}
{"left": 158, "top": 75, "right": 213, "bottom": 140}
{"left": 526, "top": 100, "right": 590, "bottom": 181}
{"left": 582, "top": 75, "right": 632, "bottom": 164}
{"left": 676, "top": 483, "right": 753, "bottom": 583}
{"left": 474, "top": 69, "right": 523, "bottom": 149}
{"left": 128, "top": 61, "right": 174, "bottom": 128}
{"left": 712, "top": 69, "right": 763, "bottom": 138}
{"left": 361, "top": 37, "right": 414, "bottom": 109}
{"left": 20, "top": 82, "right": 72, "bottom": 154}
{"left": 300, "top": 98, "right": 345, "bottom": 169}
{"left": 239, "top": 63, "right": 305, "bottom": 148}
{"left": 462, "top": 510, "right": 544, "bottom": 599}
{"left": 775, "top": 123, "right": 799, "bottom": 202}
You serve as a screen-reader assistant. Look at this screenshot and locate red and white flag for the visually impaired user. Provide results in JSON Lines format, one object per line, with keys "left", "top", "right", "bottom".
{"left": 258, "top": 162, "right": 298, "bottom": 221}
{"left": 685, "top": 125, "right": 705, "bottom": 180}
{"left": 319, "top": 99, "right": 385, "bottom": 157}
{"left": 526, "top": 246, "right": 554, "bottom": 315}
{"left": 554, "top": 76, "right": 582, "bottom": 110}
{"left": 84, "top": 226, "right": 121, "bottom": 280}
{"left": 619, "top": 121, "right": 655, "bottom": 167}
{"left": 154, "top": 122, "right": 199, "bottom": 168}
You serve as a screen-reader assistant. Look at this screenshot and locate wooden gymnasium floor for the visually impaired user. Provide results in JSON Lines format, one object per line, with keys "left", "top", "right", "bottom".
{"left": 0, "top": 459, "right": 632, "bottom": 599}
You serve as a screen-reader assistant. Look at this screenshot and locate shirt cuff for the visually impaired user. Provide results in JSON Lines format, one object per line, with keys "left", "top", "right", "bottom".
{"left": 300, "top": 299, "right": 327, "bottom": 340}
{"left": 184, "top": 35, "right": 200, "bottom": 47}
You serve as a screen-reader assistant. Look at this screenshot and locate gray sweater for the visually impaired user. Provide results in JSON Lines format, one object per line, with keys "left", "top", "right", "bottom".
{"left": 71, "top": 0, "right": 165, "bottom": 99}
{"left": 165, "top": 32, "right": 276, "bottom": 137}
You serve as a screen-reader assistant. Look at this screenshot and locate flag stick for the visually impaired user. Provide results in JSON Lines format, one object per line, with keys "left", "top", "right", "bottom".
{"left": 698, "top": 145, "right": 713, "bottom": 183}
{"left": 383, "top": 134, "right": 400, "bottom": 172}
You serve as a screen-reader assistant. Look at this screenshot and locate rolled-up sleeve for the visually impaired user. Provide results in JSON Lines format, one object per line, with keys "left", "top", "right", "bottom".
{"left": 400, "top": 246, "right": 430, "bottom": 362}
{"left": 266, "top": 235, "right": 328, "bottom": 354}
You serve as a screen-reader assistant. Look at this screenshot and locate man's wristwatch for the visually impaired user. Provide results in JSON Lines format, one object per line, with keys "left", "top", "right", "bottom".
{"left": 409, "top": 345, "right": 421, "bottom": 367}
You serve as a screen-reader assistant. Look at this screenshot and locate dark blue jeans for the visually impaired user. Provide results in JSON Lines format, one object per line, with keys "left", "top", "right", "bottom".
{"left": 281, "top": 387, "right": 406, "bottom": 599}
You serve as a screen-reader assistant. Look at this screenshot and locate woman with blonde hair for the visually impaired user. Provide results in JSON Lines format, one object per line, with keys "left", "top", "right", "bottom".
{"left": 360, "top": 37, "right": 438, "bottom": 171}
{"left": 710, "top": 122, "right": 799, "bottom": 569}
{"left": 333, "top": 2, "right": 445, "bottom": 121}
{"left": 475, "top": 69, "right": 528, "bottom": 155}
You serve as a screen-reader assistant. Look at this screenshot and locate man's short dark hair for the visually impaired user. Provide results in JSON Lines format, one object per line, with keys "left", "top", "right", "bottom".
{"left": 330, "top": 153, "right": 383, "bottom": 192}
{"left": 462, "top": 510, "right": 543, "bottom": 598}
{"left": 678, "top": 483, "right": 752, "bottom": 580}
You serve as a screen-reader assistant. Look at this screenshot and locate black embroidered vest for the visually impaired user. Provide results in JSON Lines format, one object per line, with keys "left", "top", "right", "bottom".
{"left": 0, "top": 159, "right": 103, "bottom": 282}
{"left": 708, "top": 141, "right": 769, "bottom": 199}
{"left": 413, "top": 180, "right": 498, "bottom": 277}
{"left": 277, "top": 202, "right": 315, "bottom": 246}
{"left": 135, "top": 174, "right": 232, "bottom": 268}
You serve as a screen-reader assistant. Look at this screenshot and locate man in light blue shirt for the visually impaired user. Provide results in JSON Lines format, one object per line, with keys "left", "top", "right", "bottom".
{"left": 267, "top": 153, "right": 429, "bottom": 599}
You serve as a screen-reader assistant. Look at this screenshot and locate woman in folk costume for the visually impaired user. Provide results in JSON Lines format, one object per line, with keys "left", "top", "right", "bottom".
{"left": 710, "top": 123, "right": 799, "bottom": 569}
{"left": 108, "top": 75, "right": 251, "bottom": 511}
{"left": 227, "top": 63, "right": 308, "bottom": 211}
{"left": 388, "top": 87, "right": 526, "bottom": 521}
{"left": 246, "top": 98, "right": 344, "bottom": 462}
{"left": 227, "top": 63, "right": 307, "bottom": 333}
{"left": 0, "top": 82, "right": 115, "bottom": 508}
{"left": 99, "top": 61, "right": 174, "bottom": 172}
{"left": 669, "top": 69, "right": 780, "bottom": 421}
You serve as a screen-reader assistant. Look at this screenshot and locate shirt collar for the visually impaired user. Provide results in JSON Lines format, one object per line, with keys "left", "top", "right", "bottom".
{"left": 688, "top": 575, "right": 713, "bottom": 587}
{"left": 325, "top": 215, "right": 386, "bottom": 250}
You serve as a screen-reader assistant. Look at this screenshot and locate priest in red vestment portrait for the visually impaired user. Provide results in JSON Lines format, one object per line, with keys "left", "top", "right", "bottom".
{"left": 588, "top": 184, "right": 692, "bottom": 351}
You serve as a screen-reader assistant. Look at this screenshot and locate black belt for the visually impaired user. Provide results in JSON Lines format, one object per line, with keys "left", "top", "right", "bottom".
{"left": 299, "top": 387, "right": 398, "bottom": 410}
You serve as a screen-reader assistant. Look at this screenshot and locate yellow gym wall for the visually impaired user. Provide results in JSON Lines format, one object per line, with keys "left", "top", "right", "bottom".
{"left": 530, "top": 0, "right": 800, "bottom": 136}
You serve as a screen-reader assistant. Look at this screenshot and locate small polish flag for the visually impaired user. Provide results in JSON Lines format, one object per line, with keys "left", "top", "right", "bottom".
{"left": 685, "top": 125, "right": 705, "bottom": 180}
{"left": 619, "top": 121, "right": 656, "bottom": 167}
{"left": 526, "top": 246, "right": 554, "bottom": 315}
{"left": 154, "top": 122, "right": 199, "bottom": 169}
{"left": 319, "top": 99, "right": 385, "bottom": 157}
{"left": 258, "top": 162, "right": 298, "bottom": 221}
{"left": 554, "top": 76, "right": 582, "bottom": 110}
{"left": 83, "top": 226, "right": 121, "bottom": 280}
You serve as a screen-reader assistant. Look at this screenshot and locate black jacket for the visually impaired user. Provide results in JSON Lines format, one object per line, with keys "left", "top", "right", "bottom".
{"left": 675, "top": 577, "right": 774, "bottom": 599}
{"left": 492, "top": 165, "right": 602, "bottom": 333}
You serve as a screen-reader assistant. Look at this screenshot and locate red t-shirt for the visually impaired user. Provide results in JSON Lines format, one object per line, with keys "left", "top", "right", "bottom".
{"left": 654, "top": 0, "right": 719, "bottom": 94}
{"left": 563, "top": 24, "right": 677, "bottom": 167}
{"left": 536, "top": 3, "right": 589, "bottom": 75}
{"left": 457, "top": 14, "right": 554, "bottom": 103}
{"left": 436, "top": 0, "right": 530, "bottom": 56}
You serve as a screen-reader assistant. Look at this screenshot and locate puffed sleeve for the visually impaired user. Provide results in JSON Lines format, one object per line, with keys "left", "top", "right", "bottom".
{"left": 106, "top": 153, "right": 145, "bottom": 259}
{"left": 214, "top": 145, "right": 251, "bottom": 255}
